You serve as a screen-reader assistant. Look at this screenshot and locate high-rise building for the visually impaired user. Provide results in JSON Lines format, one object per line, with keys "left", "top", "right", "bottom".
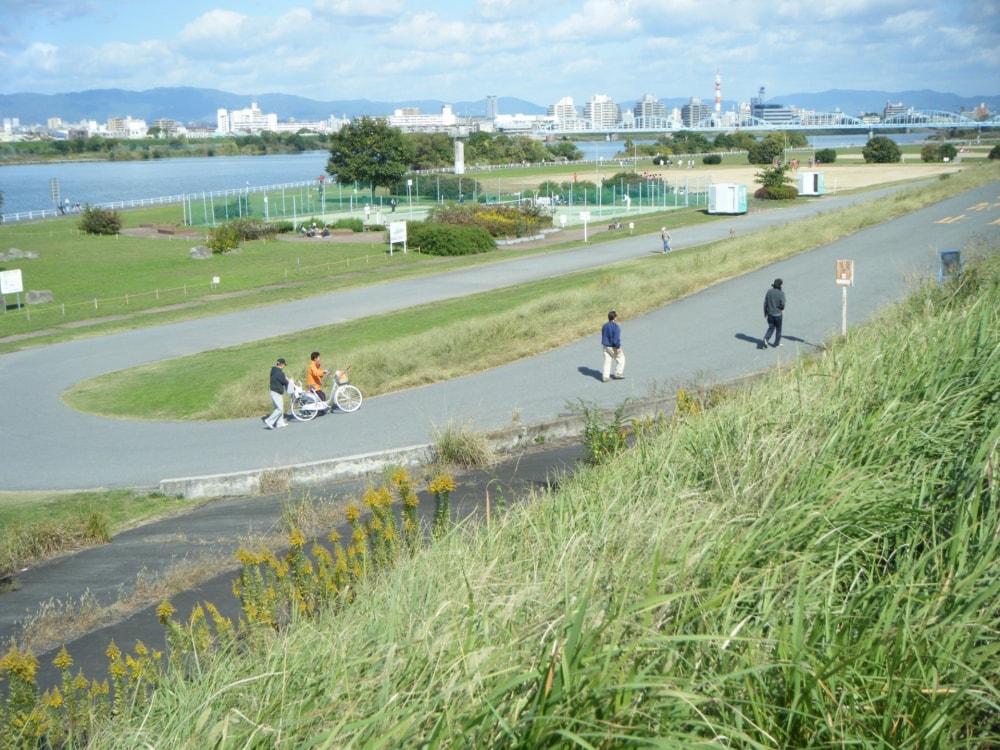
{"left": 633, "top": 93, "right": 667, "bottom": 123}
{"left": 584, "top": 94, "right": 621, "bottom": 129}
{"left": 681, "top": 97, "right": 712, "bottom": 127}
{"left": 486, "top": 95, "right": 498, "bottom": 120}
{"left": 547, "top": 96, "right": 579, "bottom": 125}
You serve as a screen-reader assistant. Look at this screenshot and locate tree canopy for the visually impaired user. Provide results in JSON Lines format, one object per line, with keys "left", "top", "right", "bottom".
{"left": 326, "top": 117, "right": 414, "bottom": 202}
{"left": 862, "top": 136, "right": 902, "bottom": 163}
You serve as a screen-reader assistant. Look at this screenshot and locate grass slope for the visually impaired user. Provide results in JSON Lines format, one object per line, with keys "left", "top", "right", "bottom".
{"left": 85, "top": 234, "right": 1000, "bottom": 748}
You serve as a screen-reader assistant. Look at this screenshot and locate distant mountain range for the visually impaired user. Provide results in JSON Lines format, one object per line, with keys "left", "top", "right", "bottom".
{"left": 1, "top": 87, "right": 996, "bottom": 127}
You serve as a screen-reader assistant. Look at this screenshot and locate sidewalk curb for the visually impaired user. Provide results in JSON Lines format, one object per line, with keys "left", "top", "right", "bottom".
{"left": 159, "top": 395, "right": 683, "bottom": 499}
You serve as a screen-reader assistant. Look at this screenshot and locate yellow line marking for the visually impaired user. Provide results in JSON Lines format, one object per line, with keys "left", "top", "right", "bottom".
{"left": 935, "top": 215, "right": 966, "bottom": 224}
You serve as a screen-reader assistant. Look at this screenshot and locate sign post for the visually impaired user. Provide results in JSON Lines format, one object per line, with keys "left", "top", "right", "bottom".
{"left": 0, "top": 269, "right": 24, "bottom": 312}
{"left": 388, "top": 221, "right": 407, "bottom": 256}
{"left": 836, "top": 259, "right": 854, "bottom": 335}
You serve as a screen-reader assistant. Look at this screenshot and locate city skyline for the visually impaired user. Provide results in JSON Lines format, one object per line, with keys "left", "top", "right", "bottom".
{"left": 1, "top": 1, "right": 997, "bottom": 106}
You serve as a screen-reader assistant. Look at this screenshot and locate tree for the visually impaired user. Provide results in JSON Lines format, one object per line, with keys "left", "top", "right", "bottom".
{"left": 754, "top": 163, "right": 798, "bottom": 200}
{"left": 545, "top": 141, "right": 583, "bottom": 161}
{"left": 862, "top": 136, "right": 901, "bottom": 163}
{"left": 989, "top": 144, "right": 1000, "bottom": 160}
{"left": 814, "top": 148, "right": 837, "bottom": 164}
{"left": 326, "top": 117, "right": 414, "bottom": 202}
{"left": 747, "top": 136, "right": 783, "bottom": 165}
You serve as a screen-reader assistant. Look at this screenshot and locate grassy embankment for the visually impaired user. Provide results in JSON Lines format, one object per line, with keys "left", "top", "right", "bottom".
{"left": 45, "top": 225, "right": 1000, "bottom": 748}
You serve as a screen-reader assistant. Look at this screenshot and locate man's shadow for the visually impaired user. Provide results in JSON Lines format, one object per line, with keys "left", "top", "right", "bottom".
{"left": 735, "top": 333, "right": 814, "bottom": 349}
{"left": 578, "top": 366, "right": 605, "bottom": 381}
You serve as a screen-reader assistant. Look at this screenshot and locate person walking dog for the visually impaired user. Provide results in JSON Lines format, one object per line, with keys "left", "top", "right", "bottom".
{"left": 762, "top": 279, "right": 786, "bottom": 348}
{"left": 601, "top": 311, "right": 625, "bottom": 382}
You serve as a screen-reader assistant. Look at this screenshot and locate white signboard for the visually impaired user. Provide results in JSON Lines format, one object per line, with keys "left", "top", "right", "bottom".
{"left": 0, "top": 269, "right": 24, "bottom": 295}
{"left": 389, "top": 221, "right": 407, "bottom": 244}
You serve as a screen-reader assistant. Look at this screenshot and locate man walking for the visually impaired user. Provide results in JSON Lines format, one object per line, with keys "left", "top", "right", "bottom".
{"left": 601, "top": 311, "right": 625, "bottom": 382}
{"left": 762, "top": 278, "right": 786, "bottom": 348}
{"left": 660, "top": 227, "right": 672, "bottom": 253}
{"left": 263, "top": 358, "right": 291, "bottom": 429}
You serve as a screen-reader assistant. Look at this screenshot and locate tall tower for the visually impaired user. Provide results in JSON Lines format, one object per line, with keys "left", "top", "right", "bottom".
{"left": 714, "top": 69, "right": 721, "bottom": 113}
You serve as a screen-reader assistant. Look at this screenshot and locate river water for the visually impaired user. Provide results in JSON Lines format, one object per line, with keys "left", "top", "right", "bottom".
{"left": 0, "top": 134, "right": 932, "bottom": 218}
{"left": 0, "top": 152, "right": 330, "bottom": 218}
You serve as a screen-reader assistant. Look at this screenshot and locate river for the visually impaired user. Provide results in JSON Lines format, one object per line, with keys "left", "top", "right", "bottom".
{"left": 0, "top": 134, "right": 933, "bottom": 218}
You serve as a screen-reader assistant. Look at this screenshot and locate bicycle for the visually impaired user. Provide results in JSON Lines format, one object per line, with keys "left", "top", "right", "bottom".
{"left": 289, "top": 366, "right": 363, "bottom": 421}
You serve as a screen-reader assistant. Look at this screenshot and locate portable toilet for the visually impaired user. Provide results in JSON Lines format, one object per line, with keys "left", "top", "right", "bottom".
{"left": 797, "top": 171, "right": 825, "bottom": 196}
{"left": 708, "top": 183, "right": 747, "bottom": 214}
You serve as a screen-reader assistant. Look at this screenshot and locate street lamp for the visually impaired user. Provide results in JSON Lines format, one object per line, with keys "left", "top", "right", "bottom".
{"left": 407, "top": 179, "right": 413, "bottom": 217}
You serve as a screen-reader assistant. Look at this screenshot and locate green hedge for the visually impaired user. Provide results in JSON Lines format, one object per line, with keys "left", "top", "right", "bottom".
{"left": 408, "top": 222, "right": 496, "bottom": 256}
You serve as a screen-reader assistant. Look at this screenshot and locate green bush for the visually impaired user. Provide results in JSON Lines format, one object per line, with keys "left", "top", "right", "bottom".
{"left": 754, "top": 185, "right": 799, "bottom": 200}
{"left": 77, "top": 205, "right": 122, "bottom": 235}
{"left": 814, "top": 148, "right": 837, "bottom": 164}
{"left": 701, "top": 154, "right": 722, "bottom": 165}
{"left": 333, "top": 217, "right": 364, "bottom": 232}
{"left": 989, "top": 144, "right": 1000, "bottom": 160}
{"left": 207, "top": 218, "right": 275, "bottom": 252}
{"left": 271, "top": 220, "right": 295, "bottom": 234}
{"left": 407, "top": 222, "right": 495, "bottom": 256}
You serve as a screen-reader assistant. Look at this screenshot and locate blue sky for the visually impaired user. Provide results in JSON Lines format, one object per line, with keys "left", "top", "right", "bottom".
{"left": 1, "top": 0, "right": 997, "bottom": 106}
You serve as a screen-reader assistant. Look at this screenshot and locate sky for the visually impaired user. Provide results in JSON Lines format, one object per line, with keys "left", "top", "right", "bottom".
{"left": 1, "top": 0, "right": 998, "bottom": 107}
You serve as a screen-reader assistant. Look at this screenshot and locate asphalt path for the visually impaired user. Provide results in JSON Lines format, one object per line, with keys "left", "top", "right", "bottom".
{"left": 2, "top": 181, "right": 997, "bottom": 491}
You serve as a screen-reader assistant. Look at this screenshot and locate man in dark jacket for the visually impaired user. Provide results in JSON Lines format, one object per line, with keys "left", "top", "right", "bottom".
{"left": 601, "top": 310, "right": 625, "bottom": 381}
{"left": 263, "top": 358, "right": 291, "bottom": 429}
{"left": 762, "top": 279, "right": 786, "bottom": 348}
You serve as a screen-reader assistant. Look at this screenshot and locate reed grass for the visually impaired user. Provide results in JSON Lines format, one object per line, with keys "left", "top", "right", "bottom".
{"left": 80, "top": 240, "right": 1000, "bottom": 747}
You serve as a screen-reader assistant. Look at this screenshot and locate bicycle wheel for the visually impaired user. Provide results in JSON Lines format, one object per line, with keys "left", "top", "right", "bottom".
{"left": 333, "top": 385, "right": 363, "bottom": 413}
{"left": 290, "top": 394, "right": 318, "bottom": 421}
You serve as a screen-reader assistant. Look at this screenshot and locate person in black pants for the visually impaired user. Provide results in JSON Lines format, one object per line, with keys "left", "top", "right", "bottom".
{"left": 762, "top": 279, "right": 786, "bottom": 348}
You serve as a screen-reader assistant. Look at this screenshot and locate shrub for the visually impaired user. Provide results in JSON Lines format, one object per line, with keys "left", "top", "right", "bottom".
{"left": 426, "top": 202, "right": 552, "bottom": 239}
{"left": 78, "top": 205, "right": 122, "bottom": 235}
{"left": 702, "top": 154, "right": 722, "bottom": 165}
{"left": 206, "top": 218, "right": 275, "bottom": 253}
{"left": 989, "top": 144, "right": 1000, "bottom": 160}
{"left": 271, "top": 220, "right": 295, "bottom": 234}
{"left": 754, "top": 185, "right": 799, "bottom": 200}
{"left": 814, "top": 148, "right": 837, "bottom": 164}
{"left": 333, "top": 217, "right": 364, "bottom": 232}
{"left": 407, "top": 222, "right": 495, "bottom": 256}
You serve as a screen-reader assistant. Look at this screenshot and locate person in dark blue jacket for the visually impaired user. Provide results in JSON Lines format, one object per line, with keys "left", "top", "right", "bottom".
{"left": 601, "top": 311, "right": 625, "bottom": 382}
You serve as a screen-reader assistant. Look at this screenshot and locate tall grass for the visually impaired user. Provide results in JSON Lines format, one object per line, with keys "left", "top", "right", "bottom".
{"left": 77, "top": 245, "right": 1000, "bottom": 747}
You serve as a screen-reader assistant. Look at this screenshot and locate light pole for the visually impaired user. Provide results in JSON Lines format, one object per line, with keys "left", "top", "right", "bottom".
{"left": 407, "top": 179, "right": 413, "bottom": 217}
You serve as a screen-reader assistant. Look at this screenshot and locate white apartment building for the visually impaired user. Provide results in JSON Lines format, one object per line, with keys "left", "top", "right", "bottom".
{"left": 107, "top": 115, "right": 149, "bottom": 138}
{"left": 547, "top": 96, "right": 578, "bottom": 125}
{"left": 218, "top": 101, "right": 278, "bottom": 134}
{"left": 633, "top": 93, "right": 667, "bottom": 121}
{"left": 386, "top": 105, "right": 458, "bottom": 132}
{"left": 584, "top": 94, "right": 621, "bottom": 129}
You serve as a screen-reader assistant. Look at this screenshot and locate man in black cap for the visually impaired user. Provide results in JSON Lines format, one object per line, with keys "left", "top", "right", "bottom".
{"left": 263, "top": 358, "right": 291, "bottom": 429}
{"left": 762, "top": 279, "right": 786, "bottom": 348}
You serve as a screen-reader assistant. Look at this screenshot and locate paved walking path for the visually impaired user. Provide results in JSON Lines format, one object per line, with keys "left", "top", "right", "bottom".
{"left": 0, "top": 182, "right": 997, "bottom": 493}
